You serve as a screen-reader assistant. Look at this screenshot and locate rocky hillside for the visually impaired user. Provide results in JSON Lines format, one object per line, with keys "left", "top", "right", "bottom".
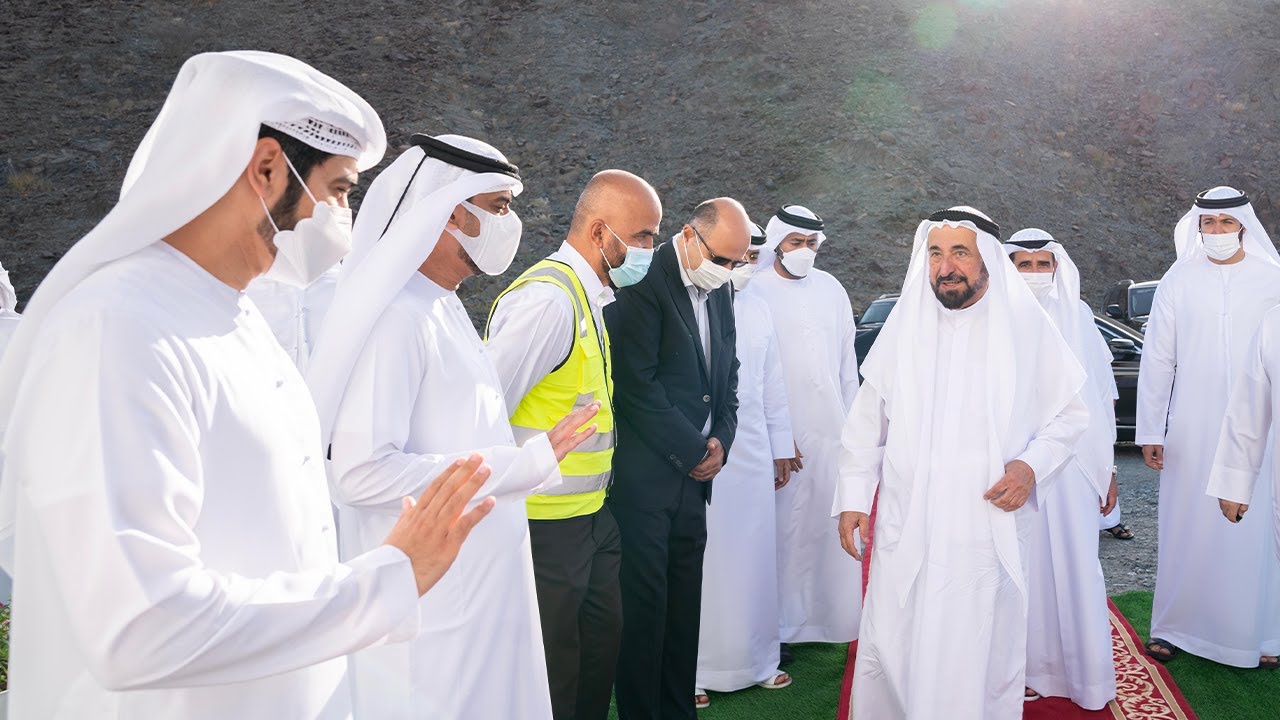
{"left": 4, "top": 0, "right": 1279, "bottom": 318}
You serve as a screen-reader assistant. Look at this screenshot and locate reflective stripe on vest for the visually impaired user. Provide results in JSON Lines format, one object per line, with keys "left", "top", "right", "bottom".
{"left": 488, "top": 260, "right": 615, "bottom": 500}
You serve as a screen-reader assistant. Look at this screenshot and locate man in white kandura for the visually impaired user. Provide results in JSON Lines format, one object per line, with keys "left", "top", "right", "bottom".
{"left": 245, "top": 263, "right": 339, "bottom": 372}
{"left": 0, "top": 260, "right": 19, "bottom": 357}
{"left": 1137, "top": 186, "right": 1280, "bottom": 669}
{"left": 0, "top": 259, "right": 18, "bottom": 602}
{"left": 1210, "top": 303, "right": 1280, "bottom": 569}
{"left": 1005, "top": 228, "right": 1118, "bottom": 708}
{"left": 307, "top": 134, "right": 599, "bottom": 719}
{"left": 0, "top": 51, "right": 497, "bottom": 720}
{"left": 694, "top": 222, "right": 797, "bottom": 709}
{"left": 748, "top": 204, "right": 861, "bottom": 650}
{"left": 835, "top": 207, "right": 1088, "bottom": 720}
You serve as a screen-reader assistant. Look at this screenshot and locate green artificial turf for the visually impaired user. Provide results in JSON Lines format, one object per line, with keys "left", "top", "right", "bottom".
{"left": 607, "top": 641, "right": 848, "bottom": 719}
{"left": 1111, "top": 590, "right": 1280, "bottom": 720}
{"left": 604, "top": 593, "right": 1280, "bottom": 719}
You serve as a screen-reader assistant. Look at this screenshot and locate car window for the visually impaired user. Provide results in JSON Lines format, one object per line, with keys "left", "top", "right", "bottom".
{"left": 860, "top": 299, "right": 896, "bottom": 324}
{"left": 1094, "top": 320, "right": 1120, "bottom": 341}
{"left": 1129, "top": 286, "right": 1157, "bottom": 316}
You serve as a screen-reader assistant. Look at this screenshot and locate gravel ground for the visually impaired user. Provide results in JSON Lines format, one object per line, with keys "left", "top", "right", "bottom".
{"left": 1101, "top": 444, "right": 1160, "bottom": 595}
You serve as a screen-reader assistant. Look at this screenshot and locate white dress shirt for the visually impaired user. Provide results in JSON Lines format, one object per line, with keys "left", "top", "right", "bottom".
{"left": 675, "top": 245, "right": 713, "bottom": 435}
{"left": 487, "top": 242, "right": 615, "bottom": 414}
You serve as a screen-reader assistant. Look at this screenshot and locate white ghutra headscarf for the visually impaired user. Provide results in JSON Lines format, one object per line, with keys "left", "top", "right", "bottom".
{"left": 761, "top": 204, "right": 826, "bottom": 257}
{"left": 1173, "top": 185, "right": 1280, "bottom": 266}
{"left": 0, "top": 51, "right": 386, "bottom": 572}
{"left": 860, "top": 207, "right": 1085, "bottom": 606}
{"left": 306, "top": 135, "right": 523, "bottom": 447}
{"left": 1005, "top": 228, "right": 1115, "bottom": 500}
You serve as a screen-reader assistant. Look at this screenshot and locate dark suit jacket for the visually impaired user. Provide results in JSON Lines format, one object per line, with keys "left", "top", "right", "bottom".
{"left": 605, "top": 240, "right": 739, "bottom": 509}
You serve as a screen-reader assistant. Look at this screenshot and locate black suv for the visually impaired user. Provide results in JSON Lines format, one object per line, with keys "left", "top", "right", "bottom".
{"left": 1102, "top": 279, "right": 1158, "bottom": 334}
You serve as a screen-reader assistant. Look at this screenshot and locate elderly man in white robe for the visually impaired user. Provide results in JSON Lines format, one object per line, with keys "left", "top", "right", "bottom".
{"left": 694, "top": 223, "right": 797, "bottom": 709}
{"left": 1211, "top": 304, "right": 1280, "bottom": 568}
{"left": 1005, "top": 228, "right": 1118, "bottom": 708}
{"left": 0, "top": 52, "right": 499, "bottom": 720}
{"left": 834, "top": 207, "right": 1088, "bottom": 720}
{"left": 307, "top": 134, "right": 599, "bottom": 719}
{"left": 746, "top": 204, "right": 861, "bottom": 649}
{"left": 1137, "top": 186, "right": 1280, "bottom": 668}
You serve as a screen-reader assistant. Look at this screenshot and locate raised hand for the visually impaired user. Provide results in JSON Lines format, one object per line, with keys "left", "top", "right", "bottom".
{"left": 384, "top": 454, "right": 497, "bottom": 596}
{"left": 548, "top": 401, "right": 601, "bottom": 462}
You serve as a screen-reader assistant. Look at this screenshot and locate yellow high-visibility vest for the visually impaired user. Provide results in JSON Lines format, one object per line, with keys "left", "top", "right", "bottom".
{"left": 486, "top": 259, "right": 615, "bottom": 520}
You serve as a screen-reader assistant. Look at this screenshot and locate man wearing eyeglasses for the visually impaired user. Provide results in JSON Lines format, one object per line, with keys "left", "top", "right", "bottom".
{"left": 748, "top": 205, "right": 863, "bottom": 653}
{"left": 605, "top": 197, "right": 751, "bottom": 719}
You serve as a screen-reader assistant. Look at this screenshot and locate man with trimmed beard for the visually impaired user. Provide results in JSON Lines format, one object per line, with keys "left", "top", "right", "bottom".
{"left": 835, "top": 207, "right": 1087, "bottom": 719}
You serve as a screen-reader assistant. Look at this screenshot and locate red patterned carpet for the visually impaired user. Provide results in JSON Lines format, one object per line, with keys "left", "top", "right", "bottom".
{"left": 836, "top": 503, "right": 1197, "bottom": 719}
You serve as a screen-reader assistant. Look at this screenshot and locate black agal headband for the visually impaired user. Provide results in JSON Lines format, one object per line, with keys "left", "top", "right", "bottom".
{"left": 1006, "top": 238, "right": 1052, "bottom": 250}
{"left": 378, "top": 135, "right": 520, "bottom": 240}
{"left": 1193, "top": 189, "right": 1249, "bottom": 210}
{"left": 410, "top": 133, "right": 521, "bottom": 179}
{"left": 776, "top": 206, "right": 824, "bottom": 232}
{"left": 927, "top": 209, "right": 1001, "bottom": 240}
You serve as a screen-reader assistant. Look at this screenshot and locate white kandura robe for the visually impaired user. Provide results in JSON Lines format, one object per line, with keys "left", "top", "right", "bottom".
{"left": 1136, "top": 253, "right": 1280, "bottom": 667}
{"left": 245, "top": 265, "right": 339, "bottom": 372}
{"left": 1025, "top": 299, "right": 1116, "bottom": 709}
{"left": 329, "top": 273, "right": 560, "bottom": 720}
{"left": 1210, "top": 304, "right": 1280, "bottom": 563}
{"left": 0, "top": 311, "right": 15, "bottom": 601}
{"left": 696, "top": 292, "right": 794, "bottom": 691}
{"left": 837, "top": 299, "right": 1087, "bottom": 720}
{"left": 0, "top": 310, "right": 18, "bottom": 358}
{"left": 3, "top": 244, "right": 419, "bottom": 719}
{"left": 747, "top": 264, "right": 862, "bottom": 643}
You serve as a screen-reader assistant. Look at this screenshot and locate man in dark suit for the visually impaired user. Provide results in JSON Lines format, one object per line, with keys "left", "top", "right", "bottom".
{"left": 605, "top": 197, "right": 752, "bottom": 719}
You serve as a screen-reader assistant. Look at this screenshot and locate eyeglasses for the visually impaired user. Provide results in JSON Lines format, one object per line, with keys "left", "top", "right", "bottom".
{"left": 691, "top": 226, "right": 749, "bottom": 269}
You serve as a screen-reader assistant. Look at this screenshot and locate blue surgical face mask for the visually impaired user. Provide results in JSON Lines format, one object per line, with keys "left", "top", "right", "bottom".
{"left": 601, "top": 223, "right": 653, "bottom": 288}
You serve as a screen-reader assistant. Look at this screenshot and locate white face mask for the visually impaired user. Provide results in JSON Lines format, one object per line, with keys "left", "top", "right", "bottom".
{"left": 1020, "top": 271, "right": 1055, "bottom": 300}
{"left": 1202, "top": 231, "right": 1242, "bottom": 261}
{"left": 780, "top": 246, "right": 817, "bottom": 277}
{"left": 679, "top": 232, "right": 732, "bottom": 291}
{"left": 730, "top": 260, "right": 758, "bottom": 291}
{"left": 260, "top": 154, "right": 352, "bottom": 289}
{"left": 448, "top": 199, "right": 522, "bottom": 275}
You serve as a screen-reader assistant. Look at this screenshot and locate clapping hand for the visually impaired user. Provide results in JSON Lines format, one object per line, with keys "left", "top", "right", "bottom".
{"left": 384, "top": 454, "right": 497, "bottom": 596}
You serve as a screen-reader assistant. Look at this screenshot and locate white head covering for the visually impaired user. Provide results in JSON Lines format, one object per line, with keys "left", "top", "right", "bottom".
{"left": 306, "top": 135, "right": 523, "bottom": 446}
{"left": 1003, "top": 228, "right": 1085, "bottom": 353}
{"left": 0, "top": 51, "right": 386, "bottom": 570}
{"left": 1172, "top": 186, "right": 1280, "bottom": 266}
{"left": 0, "top": 260, "right": 16, "bottom": 315}
{"left": 860, "top": 207, "right": 1085, "bottom": 606}
{"left": 761, "top": 204, "right": 826, "bottom": 257}
{"left": 1005, "top": 228, "right": 1116, "bottom": 501}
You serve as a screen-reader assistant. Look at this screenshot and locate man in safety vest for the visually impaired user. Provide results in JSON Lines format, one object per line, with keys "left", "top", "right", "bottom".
{"left": 486, "top": 169, "right": 663, "bottom": 720}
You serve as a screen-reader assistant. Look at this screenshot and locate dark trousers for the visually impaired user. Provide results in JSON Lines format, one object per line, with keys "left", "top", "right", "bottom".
{"left": 609, "top": 480, "right": 708, "bottom": 720}
{"left": 530, "top": 506, "right": 623, "bottom": 720}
